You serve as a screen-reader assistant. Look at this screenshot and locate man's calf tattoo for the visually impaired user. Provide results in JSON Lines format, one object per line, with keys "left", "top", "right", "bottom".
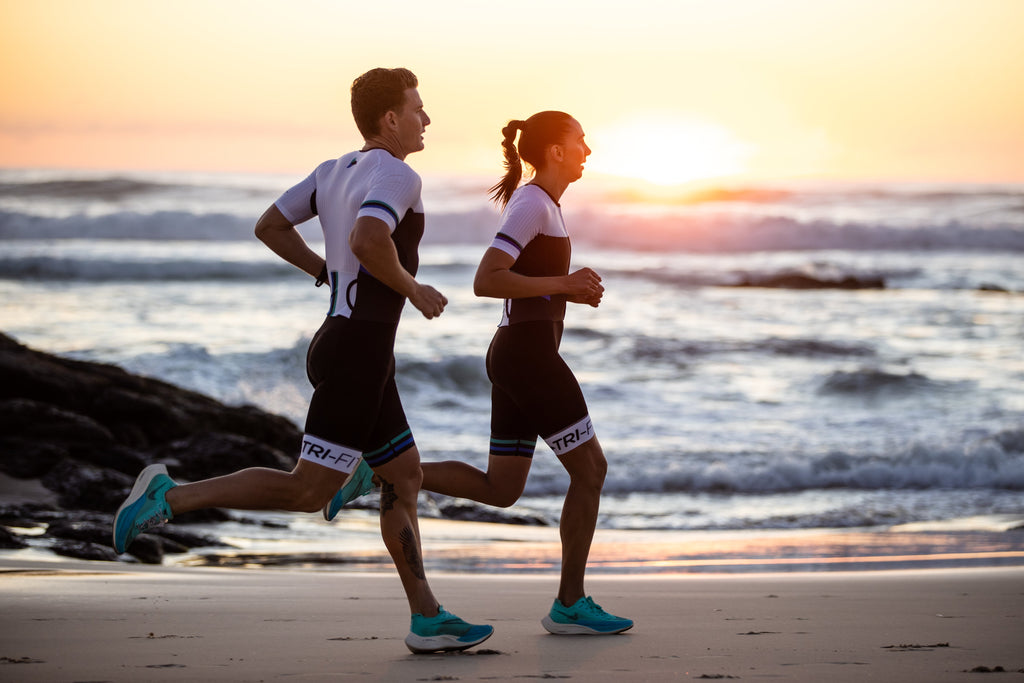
{"left": 399, "top": 525, "right": 426, "bottom": 580}
{"left": 379, "top": 477, "right": 398, "bottom": 513}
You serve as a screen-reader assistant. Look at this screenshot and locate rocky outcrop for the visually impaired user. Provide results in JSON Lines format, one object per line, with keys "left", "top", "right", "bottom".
{"left": 732, "top": 271, "right": 885, "bottom": 289}
{"left": 1, "top": 332, "right": 553, "bottom": 568}
{"left": 0, "top": 332, "right": 301, "bottom": 564}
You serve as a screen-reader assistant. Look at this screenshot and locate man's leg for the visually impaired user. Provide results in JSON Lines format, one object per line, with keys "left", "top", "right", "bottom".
{"left": 114, "top": 459, "right": 350, "bottom": 554}
{"left": 372, "top": 446, "right": 494, "bottom": 653}
{"left": 371, "top": 446, "right": 438, "bottom": 616}
{"left": 165, "top": 459, "right": 348, "bottom": 515}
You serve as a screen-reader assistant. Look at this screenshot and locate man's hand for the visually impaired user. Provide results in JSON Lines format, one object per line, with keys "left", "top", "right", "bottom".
{"left": 409, "top": 283, "right": 448, "bottom": 319}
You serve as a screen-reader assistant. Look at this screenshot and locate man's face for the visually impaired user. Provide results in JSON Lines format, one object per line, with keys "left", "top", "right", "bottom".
{"left": 393, "top": 88, "right": 430, "bottom": 156}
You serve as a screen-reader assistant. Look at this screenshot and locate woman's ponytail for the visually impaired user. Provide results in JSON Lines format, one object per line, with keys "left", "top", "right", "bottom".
{"left": 488, "top": 112, "right": 573, "bottom": 209}
{"left": 488, "top": 120, "right": 525, "bottom": 209}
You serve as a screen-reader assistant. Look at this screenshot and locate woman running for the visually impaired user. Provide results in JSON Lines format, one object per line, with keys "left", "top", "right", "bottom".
{"left": 424, "top": 111, "right": 632, "bottom": 635}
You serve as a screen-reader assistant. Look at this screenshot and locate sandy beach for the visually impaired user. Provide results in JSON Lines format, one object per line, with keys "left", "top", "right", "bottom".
{"left": 2, "top": 557, "right": 1021, "bottom": 682}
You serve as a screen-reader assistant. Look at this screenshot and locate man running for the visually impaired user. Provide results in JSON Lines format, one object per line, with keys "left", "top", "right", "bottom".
{"left": 113, "top": 67, "right": 493, "bottom": 655}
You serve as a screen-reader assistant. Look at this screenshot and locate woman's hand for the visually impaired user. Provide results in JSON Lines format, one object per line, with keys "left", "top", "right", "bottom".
{"left": 565, "top": 267, "right": 603, "bottom": 307}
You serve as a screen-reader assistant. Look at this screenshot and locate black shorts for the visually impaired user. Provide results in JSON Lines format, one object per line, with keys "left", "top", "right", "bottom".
{"left": 303, "top": 316, "right": 414, "bottom": 468}
{"left": 485, "top": 320, "right": 594, "bottom": 458}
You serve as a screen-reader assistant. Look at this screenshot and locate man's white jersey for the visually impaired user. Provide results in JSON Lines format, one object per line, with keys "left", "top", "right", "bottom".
{"left": 276, "top": 149, "right": 425, "bottom": 322}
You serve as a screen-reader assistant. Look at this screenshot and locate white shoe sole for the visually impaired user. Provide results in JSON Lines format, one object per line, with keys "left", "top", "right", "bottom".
{"left": 541, "top": 615, "right": 633, "bottom": 635}
{"left": 404, "top": 629, "right": 493, "bottom": 654}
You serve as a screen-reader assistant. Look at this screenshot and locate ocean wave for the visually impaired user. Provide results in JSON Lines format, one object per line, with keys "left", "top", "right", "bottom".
{"left": 4, "top": 199, "right": 1024, "bottom": 254}
{"left": 817, "top": 367, "right": 952, "bottom": 398}
{"left": 597, "top": 436, "right": 1024, "bottom": 496}
{"left": 0, "top": 246, "right": 913, "bottom": 294}
{"left": 0, "top": 173, "right": 279, "bottom": 203}
{"left": 400, "top": 354, "right": 490, "bottom": 396}
{"left": 0, "top": 177, "right": 177, "bottom": 201}
{"left": 0, "top": 255, "right": 292, "bottom": 281}
{"left": 762, "top": 338, "right": 877, "bottom": 358}
{"left": 993, "top": 427, "right": 1024, "bottom": 454}
{"left": 627, "top": 335, "right": 876, "bottom": 364}
{"left": 608, "top": 262, "right": 900, "bottom": 289}
{"left": 597, "top": 183, "right": 1024, "bottom": 208}
{"left": 572, "top": 213, "right": 1024, "bottom": 253}
{"left": 0, "top": 209, "right": 258, "bottom": 241}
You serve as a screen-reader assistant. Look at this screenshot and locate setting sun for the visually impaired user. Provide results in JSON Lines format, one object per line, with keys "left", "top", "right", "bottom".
{"left": 587, "top": 115, "right": 752, "bottom": 187}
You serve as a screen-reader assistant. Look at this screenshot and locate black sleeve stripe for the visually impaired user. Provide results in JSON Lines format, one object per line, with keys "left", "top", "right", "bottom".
{"left": 310, "top": 189, "right": 318, "bottom": 216}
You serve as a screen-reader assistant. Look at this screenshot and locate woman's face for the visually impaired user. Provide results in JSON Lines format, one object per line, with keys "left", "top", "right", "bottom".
{"left": 558, "top": 118, "right": 591, "bottom": 182}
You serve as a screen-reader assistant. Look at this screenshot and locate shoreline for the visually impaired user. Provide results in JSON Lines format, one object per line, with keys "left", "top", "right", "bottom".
{"left": 1, "top": 559, "right": 1021, "bottom": 682}
{"left": 7, "top": 512, "right": 1024, "bottom": 575}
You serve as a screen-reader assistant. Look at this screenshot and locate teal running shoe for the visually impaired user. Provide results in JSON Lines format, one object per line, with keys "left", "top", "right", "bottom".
{"left": 112, "top": 464, "right": 176, "bottom": 554}
{"left": 404, "top": 606, "right": 494, "bottom": 654}
{"left": 322, "top": 459, "right": 376, "bottom": 522}
{"left": 541, "top": 596, "right": 633, "bottom": 635}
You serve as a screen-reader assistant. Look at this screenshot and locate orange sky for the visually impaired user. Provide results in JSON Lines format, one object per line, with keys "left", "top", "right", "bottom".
{"left": 1, "top": 0, "right": 1023, "bottom": 184}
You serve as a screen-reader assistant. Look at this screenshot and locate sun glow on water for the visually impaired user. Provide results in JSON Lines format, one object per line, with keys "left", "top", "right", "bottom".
{"left": 587, "top": 115, "right": 752, "bottom": 187}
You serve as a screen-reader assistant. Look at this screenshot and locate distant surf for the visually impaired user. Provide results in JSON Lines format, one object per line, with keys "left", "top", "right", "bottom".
{"left": 2, "top": 168, "right": 1022, "bottom": 537}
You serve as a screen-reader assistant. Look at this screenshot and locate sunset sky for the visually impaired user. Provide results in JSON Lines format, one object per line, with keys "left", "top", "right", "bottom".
{"left": 2, "top": 0, "right": 1023, "bottom": 185}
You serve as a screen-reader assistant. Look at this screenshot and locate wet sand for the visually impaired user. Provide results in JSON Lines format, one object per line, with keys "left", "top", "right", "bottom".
{"left": 1, "top": 558, "right": 1021, "bottom": 682}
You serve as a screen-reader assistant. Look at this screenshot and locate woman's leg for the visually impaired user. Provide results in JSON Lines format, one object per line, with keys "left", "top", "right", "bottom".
{"left": 554, "top": 437, "right": 607, "bottom": 606}
{"left": 420, "top": 454, "right": 531, "bottom": 508}
{"left": 420, "top": 372, "right": 533, "bottom": 508}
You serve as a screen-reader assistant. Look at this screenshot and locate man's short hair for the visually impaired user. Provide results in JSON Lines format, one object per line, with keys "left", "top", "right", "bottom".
{"left": 351, "top": 68, "right": 419, "bottom": 139}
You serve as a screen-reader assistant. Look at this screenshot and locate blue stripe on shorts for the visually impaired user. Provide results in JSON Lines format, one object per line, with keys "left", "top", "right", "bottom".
{"left": 363, "top": 428, "right": 415, "bottom": 467}
{"left": 489, "top": 437, "right": 536, "bottom": 458}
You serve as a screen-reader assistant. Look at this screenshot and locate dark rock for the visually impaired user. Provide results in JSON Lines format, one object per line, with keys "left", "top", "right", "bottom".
{"left": 125, "top": 534, "right": 165, "bottom": 564}
{"left": 90, "top": 386, "right": 191, "bottom": 447}
{"left": 210, "top": 404, "right": 302, "bottom": 456}
{"left": 44, "top": 519, "right": 111, "bottom": 545}
{"left": 0, "top": 525, "right": 28, "bottom": 549}
{"left": 1, "top": 434, "right": 147, "bottom": 480}
{"left": 0, "top": 331, "right": 306, "bottom": 561}
{"left": 733, "top": 272, "right": 885, "bottom": 289}
{"left": 41, "top": 459, "right": 133, "bottom": 512}
{"left": 228, "top": 515, "right": 290, "bottom": 529}
{"left": 0, "top": 398, "right": 116, "bottom": 444}
{"left": 438, "top": 502, "right": 549, "bottom": 526}
{"left": 51, "top": 540, "right": 120, "bottom": 562}
{"left": 152, "top": 524, "right": 229, "bottom": 549}
{"left": 0, "top": 502, "right": 64, "bottom": 526}
{"left": 157, "top": 432, "right": 295, "bottom": 481}
{"left": 0, "top": 437, "right": 70, "bottom": 478}
{"left": 171, "top": 507, "right": 233, "bottom": 524}
{"left": 68, "top": 443, "right": 150, "bottom": 477}
{"left": 978, "top": 283, "right": 1009, "bottom": 293}
{"left": 156, "top": 536, "right": 189, "bottom": 555}
{"left": 0, "top": 332, "right": 302, "bottom": 455}
{"left": 45, "top": 519, "right": 212, "bottom": 560}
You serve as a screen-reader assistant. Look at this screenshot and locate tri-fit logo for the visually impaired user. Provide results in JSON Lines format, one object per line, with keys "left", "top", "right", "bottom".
{"left": 546, "top": 417, "right": 595, "bottom": 455}
{"left": 300, "top": 436, "right": 360, "bottom": 473}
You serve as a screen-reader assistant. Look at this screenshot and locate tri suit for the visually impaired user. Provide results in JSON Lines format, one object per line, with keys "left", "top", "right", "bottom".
{"left": 275, "top": 149, "right": 423, "bottom": 473}
{"left": 485, "top": 183, "right": 595, "bottom": 459}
